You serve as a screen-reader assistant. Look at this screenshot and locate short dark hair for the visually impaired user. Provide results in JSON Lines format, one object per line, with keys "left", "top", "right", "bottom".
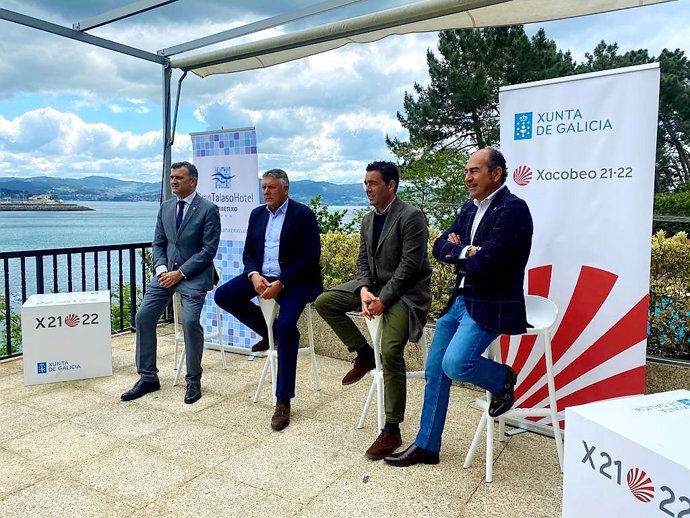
{"left": 365, "top": 161, "right": 399, "bottom": 192}
{"left": 484, "top": 147, "right": 507, "bottom": 183}
{"left": 263, "top": 168, "right": 290, "bottom": 187}
{"left": 171, "top": 161, "right": 198, "bottom": 180}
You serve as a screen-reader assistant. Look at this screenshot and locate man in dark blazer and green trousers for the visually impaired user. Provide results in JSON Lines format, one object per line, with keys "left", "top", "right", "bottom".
{"left": 316, "top": 161, "right": 432, "bottom": 460}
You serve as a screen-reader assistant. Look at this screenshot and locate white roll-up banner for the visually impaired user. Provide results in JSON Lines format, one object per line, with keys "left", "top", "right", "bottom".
{"left": 499, "top": 64, "right": 660, "bottom": 429}
{"left": 191, "top": 128, "right": 260, "bottom": 349}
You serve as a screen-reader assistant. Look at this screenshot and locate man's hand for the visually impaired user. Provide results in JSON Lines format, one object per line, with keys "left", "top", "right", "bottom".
{"left": 366, "top": 297, "right": 386, "bottom": 317}
{"left": 260, "top": 280, "right": 283, "bottom": 300}
{"left": 360, "top": 287, "right": 379, "bottom": 319}
{"left": 251, "top": 274, "right": 270, "bottom": 295}
{"left": 447, "top": 232, "right": 462, "bottom": 245}
{"left": 159, "top": 270, "right": 183, "bottom": 289}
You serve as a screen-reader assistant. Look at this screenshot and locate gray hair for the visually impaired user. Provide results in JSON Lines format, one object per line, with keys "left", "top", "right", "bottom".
{"left": 263, "top": 168, "right": 290, "bottom": 187}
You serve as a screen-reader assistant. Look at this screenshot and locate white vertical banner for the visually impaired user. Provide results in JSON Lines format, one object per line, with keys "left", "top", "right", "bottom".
{"left": 191, "top": 128, "right": 260, "bottom": 349}
{"left": 499, "top": 64, "right": 660, "bottom": 426}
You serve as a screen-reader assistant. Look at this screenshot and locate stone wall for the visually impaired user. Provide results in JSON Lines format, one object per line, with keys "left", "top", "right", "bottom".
{"left": 299, "top": 306, "right": 690, "bottom": 396}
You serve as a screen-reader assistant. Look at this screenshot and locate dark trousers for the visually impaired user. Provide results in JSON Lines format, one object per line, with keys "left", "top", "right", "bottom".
{"left": 214, "top": 275, "right": 308, "bottom": 401}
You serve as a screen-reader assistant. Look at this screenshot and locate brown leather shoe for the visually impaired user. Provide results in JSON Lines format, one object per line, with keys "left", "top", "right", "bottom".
{"left": 342, "top": 353, "right": 376, "bottom": 385}
{"left": 271, "top": 400, "right": 291, "bottom": 431}
{"left": 365, "top": 428, "right": 402, "bottom": 460}
{"left": 384, "top": 443, "right": 440, "bottom": 467}
{"left": 251, "top": 338, "right": 269, "bottom": 353}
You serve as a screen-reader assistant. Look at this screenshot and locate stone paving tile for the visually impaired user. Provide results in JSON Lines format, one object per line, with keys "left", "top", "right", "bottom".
{"left": 194, "top": 397, "right": 283, "bottom": 440}
{"left": 4, "top": 420, "right": 121, "bottom": 472}
{"left": 0, "top": 401, "right": 60, "bottom": 444}
{"left": 147, "top": 469, "right": 303, "bottom": 518}
{"left": 296, "top": 463, "right": 467, "bottom": 518}
{"left": 0, "top": 370, "right": 54, "bottom": 401}
{"left": 0, "top": 334, "right": 564, "bottom": 518}
{"left": 0, "top": 447, "right": 51, "bottom": 499}
{"left": 71, "top": 402, "right": 177, "bottom": 441}
{"left": 0, "top": 358, "right": 23, "bottom": 376}
{"left": 139, "top": 418, "right": 258, "bottom": 469}
{"left": 0, "top": 478, "right": 136, "bottom": 518}
{"left": 461, "top": 483, "right": 561, "bottom": 518}
{"left": 68, "top": 444, "right": 202, "bottom": 509}
{"left": 216, "top": 435, "right": 357, "bottom": 505}
{"left": 20, "top": 383, "right": 113, "bottom": 418}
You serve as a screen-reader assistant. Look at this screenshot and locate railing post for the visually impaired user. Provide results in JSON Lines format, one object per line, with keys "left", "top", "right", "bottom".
{"left": 129, "top": 248, "right": 137, "bottom": 331}
{"left": 35, "top": 254, "right": 45, "bottom": 294}
{"left": 3, "top": 257, "right": 12, "bottom": 355}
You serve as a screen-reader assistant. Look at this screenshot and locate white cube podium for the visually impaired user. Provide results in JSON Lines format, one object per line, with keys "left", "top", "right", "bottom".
{"left": 21, "top": 291, "right": 112, "bottom": 385}
{"left": 563, "top": 390, "right": 690, "bottom": 518}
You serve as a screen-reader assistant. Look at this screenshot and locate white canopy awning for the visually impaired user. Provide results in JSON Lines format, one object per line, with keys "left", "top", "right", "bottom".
{"left": 171, "top": 0, "right": 673, "bottom": 77}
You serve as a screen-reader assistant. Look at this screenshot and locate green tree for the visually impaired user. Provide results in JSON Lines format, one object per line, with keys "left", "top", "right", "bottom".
{"left": 388, "top": 27, "right": 575, "bottom": 154}
{"left": 308, "top": 195, "right": 361, "bottom": 234}
{"left": 0, "top": 294, "right": 22, "bottom": 355}
{"left": 387, "top": 27, "right": 575, "bottom": 226}
{"left": 395, "top": 143, "right": 469, "bottom": 230}
{"left": 577, "top": 42, "right": 690, "bottom": 192}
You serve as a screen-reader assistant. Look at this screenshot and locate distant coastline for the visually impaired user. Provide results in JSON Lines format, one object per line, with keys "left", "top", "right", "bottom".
{"left": 0, "top": 203, "right": 93, "bottom": 212}
{"left": 0, "top": 194, "right": 93, "bottom": 212}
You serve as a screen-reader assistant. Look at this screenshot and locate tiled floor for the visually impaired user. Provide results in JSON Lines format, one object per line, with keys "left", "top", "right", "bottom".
{"left": 0, "top": 326, "right": 563, "bottom": 517}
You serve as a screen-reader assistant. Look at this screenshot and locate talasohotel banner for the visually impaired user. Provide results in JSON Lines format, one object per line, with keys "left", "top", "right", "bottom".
{"left": 191, "top": 128, "right": 260, "bottom": 350}
{"left": 499, "top": 63, "right": 660, "bottom": 428}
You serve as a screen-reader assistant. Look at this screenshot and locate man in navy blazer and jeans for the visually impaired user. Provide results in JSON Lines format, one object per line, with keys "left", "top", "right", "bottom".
{"left": 214, "top": 168, "right": 322, "bottom": 431}
{"left": 385, "top": 147, "right": 533, "bottom": 467}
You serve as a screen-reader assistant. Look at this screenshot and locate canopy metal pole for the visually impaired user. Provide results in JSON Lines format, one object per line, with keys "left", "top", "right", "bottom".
{"left": 161, "top": 64, "right": 173, "bottom": 202}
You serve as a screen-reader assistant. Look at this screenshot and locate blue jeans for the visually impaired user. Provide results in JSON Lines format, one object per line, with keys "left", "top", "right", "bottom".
{"left": 415, "top": 295, "right": 505, "bottom": 453}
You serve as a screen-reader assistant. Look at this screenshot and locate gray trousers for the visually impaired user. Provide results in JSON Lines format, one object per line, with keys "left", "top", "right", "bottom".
{"left": 135, "top": 283, "right": 206, "bottom": 383}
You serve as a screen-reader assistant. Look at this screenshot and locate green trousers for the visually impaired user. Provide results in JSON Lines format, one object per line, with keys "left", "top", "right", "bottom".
{"left": 315, "top": 290, "right": 409, "bottom": 424}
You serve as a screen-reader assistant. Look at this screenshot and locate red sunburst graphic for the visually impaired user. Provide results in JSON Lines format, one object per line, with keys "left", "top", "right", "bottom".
{"left": 499, "top": 265, "right": 648, "bottom": 429}
{"left": 627, "top": 468, "right": 654, "bottom": 503}
{"left": 65, "top": 314, "right": 80, "bottom": 328}
{"left": 513, "top": 165, "right": 532, "bottom": 186}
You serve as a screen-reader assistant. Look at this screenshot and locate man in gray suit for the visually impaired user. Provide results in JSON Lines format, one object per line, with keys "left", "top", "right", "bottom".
{"left": 315, "top": 161, "right": 432, "bottom": 460}
{"left": 121, "top": 161, "right": 221, "bottom": 404}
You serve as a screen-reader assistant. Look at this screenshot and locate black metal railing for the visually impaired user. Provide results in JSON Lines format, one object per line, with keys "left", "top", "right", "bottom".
{"left": 1, "top": 242, "right": 153, "bottom": 359}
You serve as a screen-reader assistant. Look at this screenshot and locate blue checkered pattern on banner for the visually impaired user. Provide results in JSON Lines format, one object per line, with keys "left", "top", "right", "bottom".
{"left": 193, "top": 130, "right": 257, "bottom": 158}
{"left": 202, "top": 239, "right": 258, "bottom": 349}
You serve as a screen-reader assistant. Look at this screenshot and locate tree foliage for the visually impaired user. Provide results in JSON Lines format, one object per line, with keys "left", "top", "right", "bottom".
{"left": 648, "top": 231, "right": 690, "bottom": 359}
{"left": 388, "top": 27, "right": 575, "bottom": 154}
{"left": 577, "top": 42, "right": 690, "bottom": 191}
{"left": 394, "top": 144, "right": 469, "bottom": 230}
{"left": 391, "top": 28, "right": 690, "bottom": 195}
{"left": 308, "top": 195, "right": 362, "bottom": 234}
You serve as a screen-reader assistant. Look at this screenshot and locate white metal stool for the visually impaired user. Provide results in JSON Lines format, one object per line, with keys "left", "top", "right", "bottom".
{"left": 253, "top": 299, "right": 321, "bottom": 406}
{"left": 463, "top": 295, "right": 564, "bottom": 482}
{"left": 357, "top": 315, "right": 428, "bottom": 431}
{"left": 172, "top": 291, "right": 226, "bottom": 386}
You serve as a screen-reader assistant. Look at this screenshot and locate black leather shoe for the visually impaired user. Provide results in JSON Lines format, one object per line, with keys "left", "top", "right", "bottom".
{"left": 384, "top": 444, "right": 439, "bottom": 467}
{"left": 184, "top": 382, "right": 202, "bottom": 404}
{"left": 251, "top": 338, "right": 269, "bottom": 353}
{"left": 121, "top": 379, "right": 160, "bottom": 401}
{"left": 488, "top": 366, "right": 518, "bottom": 417}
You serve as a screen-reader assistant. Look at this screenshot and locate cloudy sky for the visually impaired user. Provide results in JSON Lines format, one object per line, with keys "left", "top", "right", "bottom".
{"left": 1, "top": 0, "right": 689, "bottom": 185}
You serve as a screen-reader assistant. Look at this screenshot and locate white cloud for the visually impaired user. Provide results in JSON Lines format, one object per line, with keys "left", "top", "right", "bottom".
{"left": 0, "top": 108, "right": 164, "bottom": 180}
{"left": 2, "top": 0, "right": 690, "bottom": 186}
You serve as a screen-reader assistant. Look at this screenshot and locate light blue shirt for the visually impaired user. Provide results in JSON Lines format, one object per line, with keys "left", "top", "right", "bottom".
{"left": 261, "top": 198, "right": 289, "bottom": 277}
